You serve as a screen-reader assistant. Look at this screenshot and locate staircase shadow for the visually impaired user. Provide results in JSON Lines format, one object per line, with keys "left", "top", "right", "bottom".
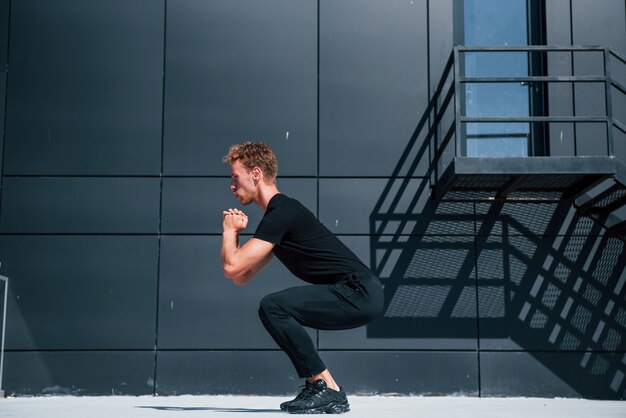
{"left": 365, "top": 51, "right": 626, "bottom": 398}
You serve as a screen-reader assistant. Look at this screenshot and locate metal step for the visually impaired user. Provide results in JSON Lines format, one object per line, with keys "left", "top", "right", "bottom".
{"left": 574, "top": 160, "right": 626, "bottom": 240}
{"left": 575, "top": 179, "right": 616, "bottom": 210}
{"left": 576, "top": 182, "right": 626, "bottom": 215}
{"left": 605, "top": 213, "right": 626, "bottom": 237}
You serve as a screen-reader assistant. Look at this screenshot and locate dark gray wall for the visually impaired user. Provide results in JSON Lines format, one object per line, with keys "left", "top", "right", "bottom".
{"left": 546, "top": 0, "right": 626, "bottom": 160}
{"left": 0, "top": 0, "right": 7, "bottom": 176}
{"left": 0, "top": 0, "right": 625, "bottom": 400}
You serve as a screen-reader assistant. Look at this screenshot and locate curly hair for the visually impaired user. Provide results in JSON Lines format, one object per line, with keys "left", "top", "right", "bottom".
{"left": 223, "top": 141, "right": 278, "bottom": 181}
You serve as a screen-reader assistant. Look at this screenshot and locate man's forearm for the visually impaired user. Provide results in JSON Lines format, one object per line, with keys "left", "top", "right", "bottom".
{"left": 220, "top": 209, "right": 274, "bottom": 284}
{"left": 222, "top": 229, "right": 257, "bottom": 285}
{"left": 221, "top": 229, "right": 240, "bottom": 276}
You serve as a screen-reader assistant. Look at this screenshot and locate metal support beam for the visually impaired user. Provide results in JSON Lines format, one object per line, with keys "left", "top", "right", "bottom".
{"left": 576, "top": 183, "right": 622, "bottom": 213}
{"left": 605, "top": 215, "right": 626, "bottom": 236}
{"left": 562, "top": 174, "right": 614, "bottom": 200}
{"left": 604, "top": 47, "right": 615, "bottom": 157}
{"left": 431, "top": 158, "right": 458, "bottom": 201}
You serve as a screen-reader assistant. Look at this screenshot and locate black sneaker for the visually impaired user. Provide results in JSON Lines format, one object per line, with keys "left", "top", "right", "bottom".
{"left": 280, "top": 381, "right": 314, "bottom": 411}
{"left": 285, "top": 379, "right": 350, "bottom": 414}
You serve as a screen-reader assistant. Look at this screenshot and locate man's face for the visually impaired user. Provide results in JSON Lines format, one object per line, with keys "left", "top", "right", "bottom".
{"left": 230, "top": 160, "right": 256, "bottom": 205}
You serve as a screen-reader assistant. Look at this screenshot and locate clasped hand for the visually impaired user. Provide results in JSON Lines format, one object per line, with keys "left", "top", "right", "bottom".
{"left": 222, "top": 208, "right": 248, "bottom": 232}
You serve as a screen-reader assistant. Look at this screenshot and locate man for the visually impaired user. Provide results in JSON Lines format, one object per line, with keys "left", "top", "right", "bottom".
{"left": 221, "top": 141, "right": 384, "bottom": 414}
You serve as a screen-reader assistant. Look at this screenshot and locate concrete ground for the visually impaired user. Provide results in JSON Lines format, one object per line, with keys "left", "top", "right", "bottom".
{"left": 0, "top": 395, "right": 625, "bottom": 418}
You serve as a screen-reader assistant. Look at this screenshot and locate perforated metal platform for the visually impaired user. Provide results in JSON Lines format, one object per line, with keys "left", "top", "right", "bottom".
{"left": 433, "top": 157, "right": 617, "bottom": 202}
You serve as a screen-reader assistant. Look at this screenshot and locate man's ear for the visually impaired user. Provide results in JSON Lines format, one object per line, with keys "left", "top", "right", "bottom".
{"left": 252, "top": 167, "right": 263, "bottom": 184}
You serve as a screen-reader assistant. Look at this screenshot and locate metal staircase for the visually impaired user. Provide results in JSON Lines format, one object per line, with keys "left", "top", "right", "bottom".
{"left": 369, "top": 45, "right": 626, "bottom": 278}
{"left": 426, "top": 45, "right": 626, "bottom": 239}
{"left": 367, "top": 45, "right": 626, "bottom": 399}
{"left": 575, "top": 160, "right": 626, "bottom": 238}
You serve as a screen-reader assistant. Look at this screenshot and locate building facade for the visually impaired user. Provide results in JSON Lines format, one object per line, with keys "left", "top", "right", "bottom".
{"left": 0, "top": 0, "right": 625, "bottom": 399}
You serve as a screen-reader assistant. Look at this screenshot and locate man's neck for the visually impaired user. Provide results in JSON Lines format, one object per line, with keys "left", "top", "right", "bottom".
{"left": 255, "top": 183, "right": 280, "bottom": 212}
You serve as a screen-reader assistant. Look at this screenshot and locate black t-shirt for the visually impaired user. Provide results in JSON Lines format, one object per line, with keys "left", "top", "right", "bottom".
{"left": 253, "top": 194, "right": 370, "bottom": 284}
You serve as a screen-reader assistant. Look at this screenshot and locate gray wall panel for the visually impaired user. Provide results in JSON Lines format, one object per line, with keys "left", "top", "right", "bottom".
{"left": 161, "top": 178, "right": 231, "bottom": 234}
{"left": 319, "top": 178, "right": 431, "bottom": 235}
{"left": 0, "top": 0, "right": 7, "bottom": 70}
{"left": 369, "top": 236, "right": 478, "bottom": 345}
{"left": 337, "top": 236, "right": 372, "bottom": 271}
{"left": 157, "top": 350, "right": 479, "bottom": 396}
{"left": 158, "top": 236, "right": 315, "bottom": 349}
{"left": 545, "top": 0, "right": 572, "bottom": 46}
{"left": 0, "top": 177, "right": 160, "bottom": 233}
{"left": 548, "top": 122, "right": 576, "bottom": 157}
{"left": 328, "top": 178, "right": 474, "bottom": 238}
{"left": 481, "top": 351, "right": 626, "bottom": 399}
{"left": 545, "top": 0, "right": 626, "bottom": 160}
{"left": 319, "top": 0, "right": 429, "bottom": 177}
{"left": 571, "top": 0, "right": 625, "bottom": 161}
{"left": 161, "top": 178, "right": 317, "bottom": 234}
{"left": 4, "top": 351, "right": 155, "bottom": 396}
{"left": 477, "top": 235, "right": 556, "bottom": 350}
{"left": 572, "top": 52, "right": 609, "bottom": 158}
{"left": 478, "top": 235, "right": 626, "bottom": 352}
{"left": 0, "top": 0, "right": 4, "bottom": 177}
{"left": 429, "top": 0, "right": 454, "bottom": 93}
{"left": 0, "top": 71, "right": 5, "bottom": 173}
{"left": 1, "top": 0, "right": 624, "bottom": 400}
{"left": 545, "top": 1, "right": 574, "bottom": 157}
{"left": 157, "top": 350, "right": 298, "bottom": 395}
{"left": 4, "top": 0, "right": 164, "bottom": 175}
{"left": 320, "top": 178, "right": 398, "bottom": 235}
{"left": 572, "top": 0, "right": 626, "bottom": 56}
{"left": 428, "top": 0, "right": 456, "bottom": 174}
{"left": 163, "top": 0, "right": 317, "bottom": 176}
{"left": 321, "top": 317, "right": 477, "bottom": 350}
{"left": 320, "top": 351, "right": 478, "bottom": 396}
{"left": 576, "top": 123, "right": 608, "bottom": 157}
{"left": 323, "top": 235, "right": 477, "bottom": 350}
{"left": 325, "top": 236, "right": 431, "bottom": 349}
{"left": 0, "top": 236, "right": 158, "bottom": 350}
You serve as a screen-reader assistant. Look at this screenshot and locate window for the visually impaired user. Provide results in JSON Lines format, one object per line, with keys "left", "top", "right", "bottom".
{"left": 461, "top": 0, "right": 546, "bottom": 157}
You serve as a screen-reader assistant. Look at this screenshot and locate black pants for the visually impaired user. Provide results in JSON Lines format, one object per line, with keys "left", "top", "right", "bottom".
{"left": 258, "top": 271, "right": 384, "bottom": 378}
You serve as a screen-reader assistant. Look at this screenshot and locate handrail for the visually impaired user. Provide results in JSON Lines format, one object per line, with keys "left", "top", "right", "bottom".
{"left": 612, "top": 79, "right": 626, "bottom": 95}
{"left": 460, "top": 116, "right": 609, "bottom": 123}
{"left": 369, "top": 44, "right": 626, "bottom": 278}
{"left": 458, "top": 45, "right": 608, "bottom": 52}
{"left": 454, "top": 45, "right": 625, "bottom": 159}
{"left": 371, "top": 45, "right": 625, "bottom": 218}
{"left": 460, "top": 76, "right": 607, "bottom": 83}
{"left": 608, "top": 48, "right": 625, "bottom": 141}
{"left": 609, "top": 49, "right": 626, "bottom": 64}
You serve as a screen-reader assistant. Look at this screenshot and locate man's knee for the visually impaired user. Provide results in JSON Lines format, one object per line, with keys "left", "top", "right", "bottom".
{"left": 259, "top": 293, "right": 274, "bottom": 314}
{"left": 258, "top": 292, "right": 285, "bottom": 319}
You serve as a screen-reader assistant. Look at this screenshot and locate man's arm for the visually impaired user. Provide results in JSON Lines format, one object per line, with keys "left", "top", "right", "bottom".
{"left": 221, "top": 209, "right": 274, "bottom": 285}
